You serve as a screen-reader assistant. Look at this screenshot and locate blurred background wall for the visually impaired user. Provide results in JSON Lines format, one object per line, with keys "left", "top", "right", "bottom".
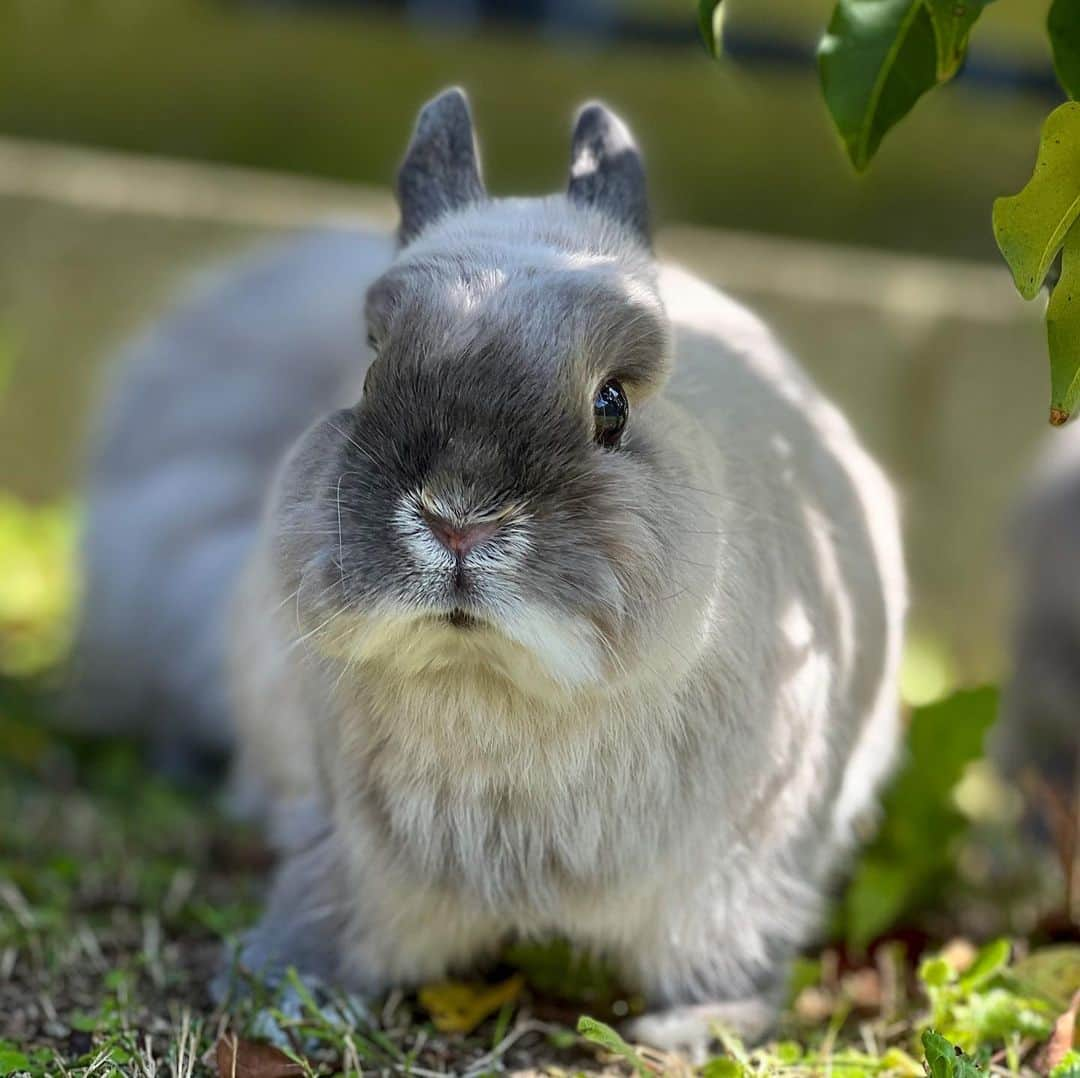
{"left": 0, "top": 0, "right": 1063, "bottom": 694}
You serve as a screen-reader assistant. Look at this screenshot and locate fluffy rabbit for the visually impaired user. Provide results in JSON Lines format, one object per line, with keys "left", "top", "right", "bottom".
{"left": 79, "top": 89, "right": 906, "bottom": 1054}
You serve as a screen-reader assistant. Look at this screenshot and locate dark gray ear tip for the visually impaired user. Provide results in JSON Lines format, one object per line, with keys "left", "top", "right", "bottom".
{"left": 397, "top": 86, "right": 485, "bottom": 245}
{"left": 417, "top": 86, "right": 473, "bottom": 132}
{"left": 411, "top": 87, "right": 476, "bottom": 156}
{"left": 571, "top": 101, "right": 638, "bottom": 156}
{"left": 567, "top": 100, "right": 649, "bottom": 245}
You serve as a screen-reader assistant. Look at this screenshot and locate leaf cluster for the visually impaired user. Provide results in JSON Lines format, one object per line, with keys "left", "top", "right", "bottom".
{"left": 698, "top": 0, "right": 1080, "bottom": 425}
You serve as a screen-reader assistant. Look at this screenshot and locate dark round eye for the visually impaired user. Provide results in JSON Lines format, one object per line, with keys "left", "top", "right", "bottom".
{"left": 593, "top": 379, "right": 628, "bottom": 449}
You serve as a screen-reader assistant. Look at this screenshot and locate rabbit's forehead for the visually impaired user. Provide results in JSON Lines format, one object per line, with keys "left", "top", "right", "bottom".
{"left": 371, "top": 257, "right": 667, "bottom": 387}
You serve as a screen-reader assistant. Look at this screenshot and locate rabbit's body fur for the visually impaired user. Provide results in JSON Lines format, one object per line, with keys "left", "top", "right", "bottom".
{"left": 77, "top": 228, "right": 395, "bottom": 768}
{"left": 79, "top": 95, "right": 905, "bottom": 1053}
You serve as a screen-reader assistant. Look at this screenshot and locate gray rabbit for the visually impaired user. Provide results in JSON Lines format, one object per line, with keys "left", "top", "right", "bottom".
{"left": 78, "top": 89, "right": 906, "bottom": 1054}
{"left": 1000, "top": 423, "right": 1080, "bottom": 806}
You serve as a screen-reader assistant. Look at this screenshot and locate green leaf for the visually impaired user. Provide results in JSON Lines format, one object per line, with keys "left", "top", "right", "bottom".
{"left": 922, "top": 1030, "right": 984, "bottom": 1078}
{"left": 993, "top": 103, "right": 1080, "bottom": 301}
{"left": 921, "top": 956, "right": 957, "bottom": 989}
{"left": 698, "top": 0, "right": 723, "bottom": 59}
{"left": 818, "top": 0, "right": 940, "bottom": 171}
{"left": 842, "top": 861, "right": 914, "bottom": 951}
{"left": 1049, "top": 0, "right": 1080, "bottom": 101}
{"left": 838, "top": 689, "right": 997, "bottom": 948}
{"left": 993, "top": 103, "right": 1080, "bottom": 423}
{"left": 1048, "top": 220, "right": 1080, "bottom": 425}
{"left": 1051, "top": 1050, "right": 1080, "bottom": 1078}
{"left": 880, "top": 1047, "right": 926, "bottom": 1076}
{"left": 576, "top": 1017, "right": 651, "bottom": 1077}
{"left": 0, "top": 1043, "right": 29, "bottom": 1077}
{"left": 958, "top": 939, "right": 1011, "bottom": 991}
{"left": 701, "top": 1060, "right": 747, "bottom": 1078}
{"left": 774, "top": 1041, "right": 803, "bottom": 1064}
{"left": 925, "top": 0, "right": 995, "bottom": 80}
{"left": 965, "top": 988, "right": 1055, "bottom": 1041}
{"left": 503, "top": 938, "right": 624, "bottom": 1010}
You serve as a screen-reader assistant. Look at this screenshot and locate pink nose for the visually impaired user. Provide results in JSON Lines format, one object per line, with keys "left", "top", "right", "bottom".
{"left": 423, "top": 514, "right": 499, "bottom": 558}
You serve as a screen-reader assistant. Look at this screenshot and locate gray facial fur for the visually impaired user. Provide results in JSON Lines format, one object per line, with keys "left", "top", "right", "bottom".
{"left": 77, "top": 91, "right": 906, "bottom": 1060}
{"left": 396, "top": 87, "right": 487, "bottom": 245}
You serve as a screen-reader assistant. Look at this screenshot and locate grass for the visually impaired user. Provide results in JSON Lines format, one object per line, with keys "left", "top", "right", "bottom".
{"left": 0, "top": 494, "right": 1077, "bottom": 1076}
{"left": 1, "top": 697, "right": 1076, "bottom": 1077}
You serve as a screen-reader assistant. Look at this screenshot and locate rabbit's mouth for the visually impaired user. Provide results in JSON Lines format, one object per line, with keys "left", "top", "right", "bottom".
{"left": 345, "top": 602, "right": 607, "bottom": 695}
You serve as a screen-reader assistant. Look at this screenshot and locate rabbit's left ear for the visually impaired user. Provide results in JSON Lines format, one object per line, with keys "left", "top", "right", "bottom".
{"left": 567, "top": 103, "right": 650, "bottom": 246}
{"left": 397, "top": 87, "right": 487, "bottom": 245}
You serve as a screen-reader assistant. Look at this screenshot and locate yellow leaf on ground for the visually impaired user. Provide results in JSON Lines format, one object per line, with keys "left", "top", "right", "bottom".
{"left": 418, "top": 973, "right": 524, "bottom": 1034}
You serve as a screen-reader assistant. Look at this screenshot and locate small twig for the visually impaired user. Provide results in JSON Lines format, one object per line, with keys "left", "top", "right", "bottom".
{"left": 460, "top": 1017, "right": 553, "bottom": 1077}
{"left": 1020, "top": 767, "right": 1079, "bottom": 919}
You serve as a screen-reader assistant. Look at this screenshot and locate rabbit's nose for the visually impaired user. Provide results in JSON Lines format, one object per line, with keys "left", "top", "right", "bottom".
{"left": 422, "top": 512, "right": 499, "bottom": 559}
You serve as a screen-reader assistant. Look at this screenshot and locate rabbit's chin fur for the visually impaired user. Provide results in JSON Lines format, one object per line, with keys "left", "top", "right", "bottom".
{"left": 315, "top": 606, "right": 609, "bottom": 698}
{"left": 79, "top": 94, "right": 906, "bottom": 1059}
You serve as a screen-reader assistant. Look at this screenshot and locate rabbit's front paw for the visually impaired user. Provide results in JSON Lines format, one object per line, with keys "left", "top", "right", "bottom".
{"left": 624, "top": 996, "right": 778, "bottom": 1063}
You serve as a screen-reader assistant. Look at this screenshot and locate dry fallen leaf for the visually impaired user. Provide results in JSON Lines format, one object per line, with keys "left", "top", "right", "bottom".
{"left": 794, "top": 986, "right": 834, "bottom": 1024}
{"left": 418, "top": 973, "right": 524, "bottom": 1034}
{"left": 214, "top": 1033, "right": 306, "bottom": 1078}
{"left": 843, "top": 967, "right": 883, "bottom": 1010}
{"left": 1041, "top": 989, "right": 1080, "bottom": 1075}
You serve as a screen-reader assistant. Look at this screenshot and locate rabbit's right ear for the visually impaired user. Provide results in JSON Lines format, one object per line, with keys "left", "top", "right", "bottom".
{"left": 397, "top": 88, "right": 487, "bottom": 245}
{"left": 567, "top": 102, "right": 650, "bottom": 246}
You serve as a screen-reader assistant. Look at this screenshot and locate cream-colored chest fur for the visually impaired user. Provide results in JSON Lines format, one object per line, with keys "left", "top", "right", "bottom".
{"left": 330, "top": 663, "right": 712, "bottom": 918}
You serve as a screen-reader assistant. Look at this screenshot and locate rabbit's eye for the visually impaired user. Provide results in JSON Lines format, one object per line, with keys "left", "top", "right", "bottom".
{"left": 593, "top": 380, "right": 628, "bottom": 449}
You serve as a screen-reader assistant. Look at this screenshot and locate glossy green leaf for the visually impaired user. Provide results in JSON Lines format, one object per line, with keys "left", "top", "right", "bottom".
{"left": 922, "top": 1030, "right": 984, "bottom": 1078}
{"left": 1049, "top": 0, "right": 1080, "bottom": 100}
{"left": 925, "top": 0, "right": 995, "bottom": 80}
{"left": 818, "top": 0, "right": 940, "bottom": 171}
{"left": 698, "top": 0, "right": 723, "bottom": 58}
{"left": 993, "top": 103, "right": 1080, "bottom": 301}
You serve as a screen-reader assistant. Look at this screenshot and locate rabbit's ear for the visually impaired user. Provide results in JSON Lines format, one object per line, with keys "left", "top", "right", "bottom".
{"left": 567, "top": 103, "right": 650, "bottom": 246}
{"left": 397, "top": 87, "right": 486, "bottom": 245}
